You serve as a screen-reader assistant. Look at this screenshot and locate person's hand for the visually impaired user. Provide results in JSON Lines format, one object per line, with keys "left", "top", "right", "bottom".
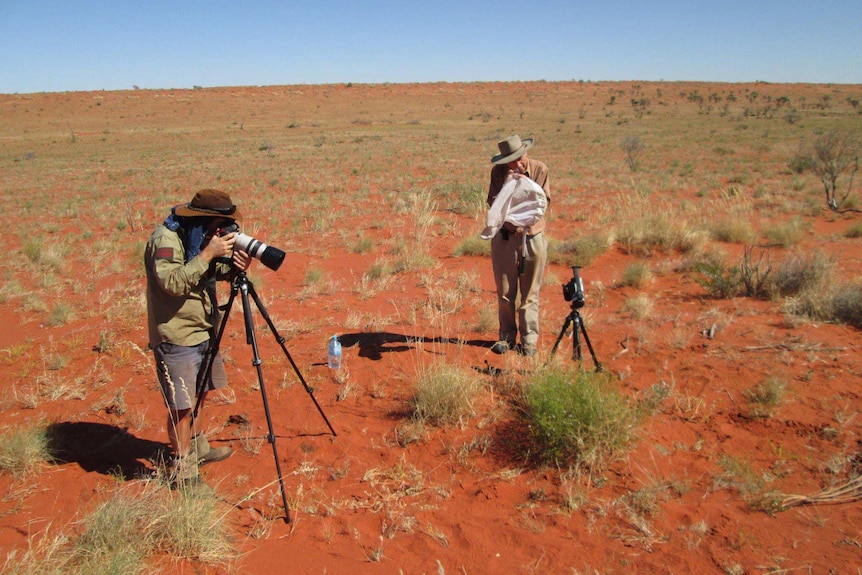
{"left": 201, "top": 231, "right": 236, "bottom": 262}
{"left": 232, "top": 249, "right": 252, "bottom": 271}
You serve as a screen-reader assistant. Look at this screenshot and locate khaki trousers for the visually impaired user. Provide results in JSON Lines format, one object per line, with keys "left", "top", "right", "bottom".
{"left": 490, "top": 231, "right": 547, "bottom": 346}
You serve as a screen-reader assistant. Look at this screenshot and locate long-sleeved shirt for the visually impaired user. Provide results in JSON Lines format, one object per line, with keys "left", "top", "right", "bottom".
{"left": 144, "top": 224, "right": 231, "bottom": 348}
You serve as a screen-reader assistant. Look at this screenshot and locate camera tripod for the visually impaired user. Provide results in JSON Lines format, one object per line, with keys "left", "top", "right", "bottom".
{"left": 545, "top": 301, "right": 603, "bottom": 372}
{"left": 193, "top": 271, "right": 336, "bottom": 523}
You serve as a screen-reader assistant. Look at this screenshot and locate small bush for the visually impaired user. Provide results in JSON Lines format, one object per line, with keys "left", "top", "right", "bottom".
{"left": 787, "top": 151, "right": 815, "bottom": 174}
{"left": 784, "top": 280, "right": 862, "bottom": 329}
{"left": 621, "top": 293, "right": 654, "bottom": 319}
{"left": 617, "top": 214, "right": 706, "bottom": 256}
{"left": 620, "top": 261, "right": 652, "bottom": 288}
{"left": 763, "top": 216, "right": 807, "bottom": 248}
{"left": 351, "top": 236, "right": 375, "bottom": 254}
{"left": 829, "top": 282, "right": 862, "bottom": 328}
{"left": 410, "top": 363, "right": 482, "bottom": 427}
{"left": 453, "top": 235, "right": 490, "bottom": 257}
{"left": 708, "top": 215, "right": 757, "bottom": 244}
{"left": 767, "top": 250, "right": 833, "bottom": 298}
{"left": 0, "top": 422, "right": 52, "bottom": 479}
{"left": 3, "top": 479, "right": 235, "bottom": 574}
{"left": 844, "top": 221, "right": 862, "bottom": 238}
{"left": 523, "top": 367, "right": 637, "bottom": 469}
{"left": 694, "top": 246, "right": 774, "bottom": 299}
{"left": 743, "top": 376, "right": 786, "bottom": 418}
{"left": 548, "top": 233, "right": 611, "bottom": 266}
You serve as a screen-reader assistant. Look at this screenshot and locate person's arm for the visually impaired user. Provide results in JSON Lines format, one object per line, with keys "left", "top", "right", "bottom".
{"left": 150, "top": 230, "right": 234, "bottom": 296}
{"left": 487, "top": 165, "right": 507, "bottom": 207}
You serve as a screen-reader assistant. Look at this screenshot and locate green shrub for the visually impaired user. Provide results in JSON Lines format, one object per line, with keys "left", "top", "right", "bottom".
{"left": 694, "top": 246, "right": 774, "bottom": 299}
{"left": 693, "top": 260, "right": 743, "bottom": 298}
{"left": 523, "top": 367, "right": 637, "bottom": 469}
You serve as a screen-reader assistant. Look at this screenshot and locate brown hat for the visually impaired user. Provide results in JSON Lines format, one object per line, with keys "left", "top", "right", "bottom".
{"left": 174, "top": 189, "right": 243, "bottom": 221}
{"left": 491, "top": 134, "right": 533, "bottom": 165}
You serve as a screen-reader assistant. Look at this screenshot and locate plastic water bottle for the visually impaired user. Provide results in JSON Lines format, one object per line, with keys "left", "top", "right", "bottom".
{"left": 327, "top": 335, "right": 342, "bottom": 369}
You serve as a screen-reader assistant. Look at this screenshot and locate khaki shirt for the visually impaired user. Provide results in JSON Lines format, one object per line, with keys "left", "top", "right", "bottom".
{"left": 487, "top": 157, "right": 551, "bottom": 235}
{"left": 145, "top": 225, "right": 231, "bottom": 349}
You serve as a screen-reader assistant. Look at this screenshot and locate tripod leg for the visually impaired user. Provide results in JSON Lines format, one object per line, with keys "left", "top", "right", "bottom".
{"left": 238, "top": 280, "right": 292, "bottom": 524}
{"left": 572, "top": 315, "right": 584, "bottom": 367}
{"left": 192, "top": 283, "right": 238, "bottom": 420}
{"left": 246, "top": 282, "right": 337, "bottom": 436}
{"left": 544, "top": 314, "right": 573, "bottom": 367}
{"left": 576, "top": 313, "right": 603, "bottom": 372}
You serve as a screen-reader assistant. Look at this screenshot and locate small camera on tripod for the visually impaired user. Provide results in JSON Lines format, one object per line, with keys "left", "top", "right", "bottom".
{"left": 562, "top": 266, "right": 586, "bottom": 309}
{"left": 214, "top": 222, "right": 286, "bottom": 271}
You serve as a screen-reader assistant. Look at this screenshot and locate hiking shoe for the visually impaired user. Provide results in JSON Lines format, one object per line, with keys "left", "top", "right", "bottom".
{"left": 200, "top": 446, "right": 233, "bottom": 465}
{"left": 491, "top": 341, "right": 512, "bottom": 354}
{"left": 520, "top": 344, "right": 537, "bottom": 357}
{"left": 192, "top": 433, "right": 234, "bottom": 465}
{"left": 168, "top": 454, "right": 201, "bottom": 489}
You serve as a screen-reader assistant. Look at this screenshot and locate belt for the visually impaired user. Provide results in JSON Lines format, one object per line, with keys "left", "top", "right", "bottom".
{"left": 500, "top": 228, "right": 541, "bottom": 241}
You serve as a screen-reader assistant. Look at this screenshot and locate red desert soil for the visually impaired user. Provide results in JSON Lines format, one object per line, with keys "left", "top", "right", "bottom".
{"left": 1, "top": 81, "right": 861, "bottom": 574}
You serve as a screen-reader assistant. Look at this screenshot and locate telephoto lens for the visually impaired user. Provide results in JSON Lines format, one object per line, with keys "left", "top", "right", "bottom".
{"left": 234, "top": 233, "right": 286, "bottom": 271}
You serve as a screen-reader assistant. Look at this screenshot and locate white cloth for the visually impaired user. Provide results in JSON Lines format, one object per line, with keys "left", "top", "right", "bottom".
{"left": 481, "top": 176, "right": 548, "bottom": 240}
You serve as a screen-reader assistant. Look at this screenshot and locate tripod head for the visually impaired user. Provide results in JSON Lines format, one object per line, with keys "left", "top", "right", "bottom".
{"left": 562, "top": 266, "right": 586, "bottom": 310}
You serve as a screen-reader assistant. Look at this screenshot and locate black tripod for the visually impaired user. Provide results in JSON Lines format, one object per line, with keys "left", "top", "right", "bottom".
{"left": 545, "top": 267, "right": 602, "bottom": 372}
{"left": 193, "top": 271, "right": 336, "bottom": 523}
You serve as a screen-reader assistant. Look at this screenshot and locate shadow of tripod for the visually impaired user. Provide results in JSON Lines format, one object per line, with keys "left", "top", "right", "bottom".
{"left": 545, "top": 266, "right": 603, "bottom": 372}
{"left": 194, "top": 271, "right": 336, "bottom": 523}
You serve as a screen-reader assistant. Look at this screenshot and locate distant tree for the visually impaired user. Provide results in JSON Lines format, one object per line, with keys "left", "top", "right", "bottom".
{"left": 620, "top": 135, "right": 645, "bottom": 172}
{"left": 809, "top": 130, "right": 860, "bottom": 211}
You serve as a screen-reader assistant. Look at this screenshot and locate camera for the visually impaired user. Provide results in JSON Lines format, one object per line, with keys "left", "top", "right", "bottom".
{"left": 562, "top": 266, "right": 585, "bottom": 308}
{"left": 217, "top": 223, "right": 286, "bottom": 271}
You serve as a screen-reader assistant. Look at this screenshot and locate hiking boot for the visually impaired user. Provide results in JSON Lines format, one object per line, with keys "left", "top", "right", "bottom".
{"left": 491, "top": 341, "right": 512, "bottom": 354}
{"left": 192, "top": 433, "right": 234, "bottom": 466}
{"left": 520, "top": 344, "right": 537, "bottom": 357}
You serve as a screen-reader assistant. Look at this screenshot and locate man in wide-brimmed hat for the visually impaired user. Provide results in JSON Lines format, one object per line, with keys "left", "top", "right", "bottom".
{"left": 486, "top": 135, "right": 550, "bottom": 357}
{"left": 144, "top": 189, "right": 251, "bottom": 486}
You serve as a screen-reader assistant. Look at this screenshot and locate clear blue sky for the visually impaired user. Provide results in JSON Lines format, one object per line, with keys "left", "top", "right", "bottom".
{"left": 2, "top": 0, "right": 860, "bottom": 94}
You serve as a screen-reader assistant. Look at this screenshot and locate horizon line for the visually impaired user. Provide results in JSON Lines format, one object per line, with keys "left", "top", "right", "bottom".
{"left": 3, "top": 78, "right": 860, "bottom": 97}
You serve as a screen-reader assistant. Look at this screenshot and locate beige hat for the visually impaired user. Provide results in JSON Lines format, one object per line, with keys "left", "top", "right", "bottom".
{"left": 491, "top": 134, "right": 533, "bottom": 165}
{"left": 174, "top": 189, "right": 243, "bottom": 221}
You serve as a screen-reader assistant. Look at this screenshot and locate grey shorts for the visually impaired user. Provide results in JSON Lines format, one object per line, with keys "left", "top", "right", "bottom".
{"left": 153, "top": 341, "right": 227, "bottom": 411}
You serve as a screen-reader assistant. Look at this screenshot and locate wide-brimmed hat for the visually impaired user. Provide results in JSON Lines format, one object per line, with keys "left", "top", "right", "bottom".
{"left": 491, "top": 134, "right": 533, "bottom": 165}
{"left": 174, "top": 189, "right": 243, "bottom": 221}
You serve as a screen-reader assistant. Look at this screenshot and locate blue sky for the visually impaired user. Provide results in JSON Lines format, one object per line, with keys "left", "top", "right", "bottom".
{"left": 1, "top": 1, "right": 860, "bottom": 93}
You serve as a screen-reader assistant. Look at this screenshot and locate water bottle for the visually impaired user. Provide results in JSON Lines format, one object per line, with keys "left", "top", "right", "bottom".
{"left": 327, "top": 335, "right": 342, "bottom": 369}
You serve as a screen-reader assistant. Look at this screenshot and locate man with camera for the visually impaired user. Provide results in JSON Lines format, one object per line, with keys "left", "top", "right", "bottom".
{"left": 144, "top": 189, "right": 251, "bottom": 486}
{"left": 486, "top": 135, "right": 550, "bottom": 357}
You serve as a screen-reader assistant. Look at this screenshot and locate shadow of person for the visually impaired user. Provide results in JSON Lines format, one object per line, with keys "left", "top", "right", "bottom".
{"left": 46, "top": 422, "right": 166, "bottom": 480}
{"left": 338, "top": 332, "right": 494, "bottom": 361}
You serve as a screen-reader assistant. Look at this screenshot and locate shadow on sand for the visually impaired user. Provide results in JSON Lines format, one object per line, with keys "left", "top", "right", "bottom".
{"left": 46, "top": 422, "right": 166, "bottom": 480}
{"left": 337, "top": 332, "right": 494, "bottom": 361}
